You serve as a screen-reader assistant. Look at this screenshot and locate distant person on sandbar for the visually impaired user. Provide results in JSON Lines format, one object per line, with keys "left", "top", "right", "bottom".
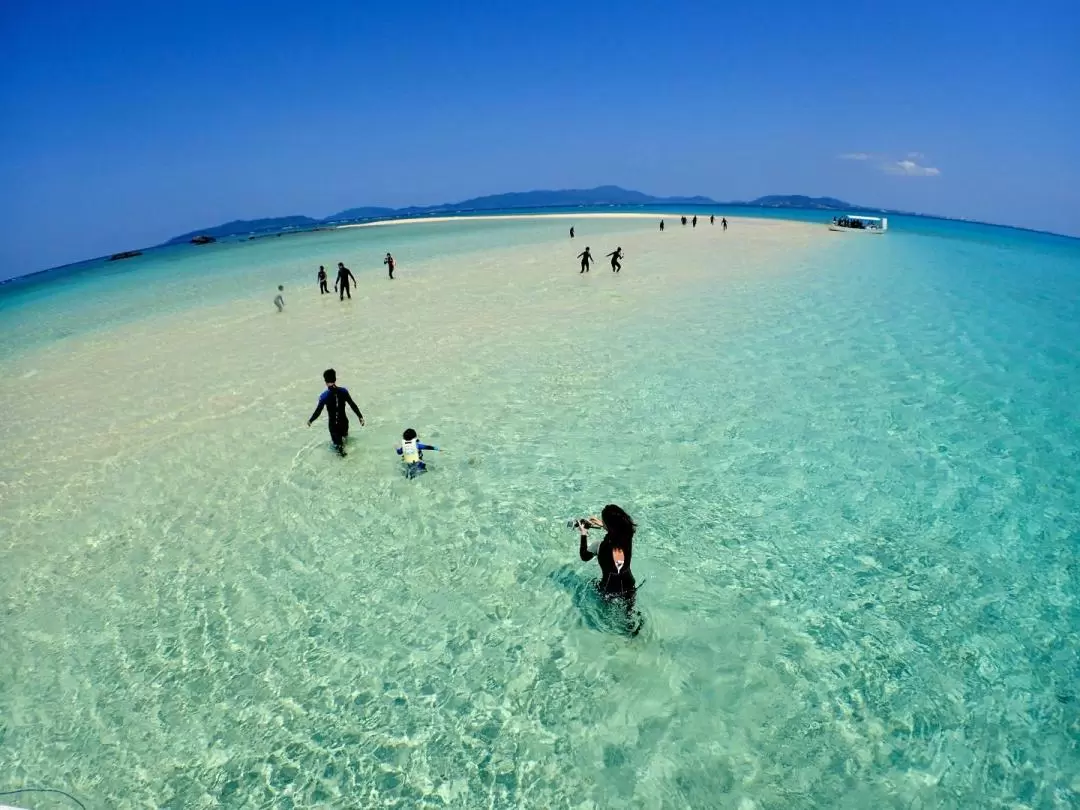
{"left": 722, "top": 217, "right": 728, "bottom": 231}
{"left": 660, "top": 219, "right": 665, "bottom": 232}
{"left": 710, "top": 215, "right": 715, "bottom": 225}
{"left": 318, "top": 265, "right": 329, "bottom": 294}
{"left": 578, "top": 246, "right": 594, "bottom": 274}
{"left": 384, "top": 253, "right": 395, "bottom": 280}
{"left": 570, "top": 226, "right": 575, "bottom": 239}
{"left": 307, "top": 368, "right": 365, "bottom": 457}
{"left": 274, "top": 285, "right": 285, "bottom": 312}
{"left": 335, "top": 262, "right": 357, "bottom": 300}
{"left": 681, "top": 216, "right": 687, "bottom": 226}
{"left": 692, "top": 215, "right": 698, "bottom": 228}
{"left": 607, "top": 247, "right": 623, "bottom": 273}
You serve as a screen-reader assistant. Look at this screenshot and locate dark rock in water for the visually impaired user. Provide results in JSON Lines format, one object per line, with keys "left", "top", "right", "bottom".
{"left": 191, "top": 235, "right": 216, "bottom": 245}
{"left": 108, "top": 250, "right": 143, "bottom": 261}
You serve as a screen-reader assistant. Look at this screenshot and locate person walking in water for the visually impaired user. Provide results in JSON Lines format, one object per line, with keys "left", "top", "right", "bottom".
{"left": 681, "top": 216, "right": 687, "bottom": 226}
{"left": 570, "top": 226, "right": 575, "bottom": 239}
{"left": 692, "top": 215, "right": 698, "bottom": 228}
{"left": 607, "top": 247, "right": 624, "bottom": 273}
{"left": 317, "top": 265, "right": 329, "bottom": 294}
{"left": 578, "top": 246, "right": 594, "bottom": 274}
{"left": 384, "top": 253, "right": 395, "bottom": 280}
{"left": 274, "top": 285, "right": 285, "bottom": 312}
{"left": 307, "top": 368, "right": 365, "bottom": 456}
{"left": 659, "top": 219, "right": 665, "bottom": 232}
{"left": 722, "top": 217, "right": 728, "bottom": 231}
{"left": 335, "top": 262, "right": 356, "bottom": 300}
{"left": 710, "top": 214, "right": 715, "bottom": 225}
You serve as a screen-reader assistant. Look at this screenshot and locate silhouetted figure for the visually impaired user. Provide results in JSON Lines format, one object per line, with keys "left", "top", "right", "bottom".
{"left": 681, "top": 216, "right": 687, "bottom": 226}
{"left": 335, "top": 262, "right": 357, "bottom": 300}
{"left": 318, "top": 265, "right": 329, "bottom": 294}
{"left": 384, "top": 253, "right": 395, "bottom": 280}
{"left": 692, "top": 215, "right": 698, "bottom": 228}
{"left": 570, "top": 226, "right": 575, "bottom": 239}
{"left": 722, "top": 218, "right": 728, "bottom": 231}
{"left": 710, "top": 215, "right": 715, "bottom": 225}
{"left": 607, "top": 247, "right": 623, "bottom": 273}
{"left": 578, "top": 247, "right": 594, "bottom": 274}
{"left": 660, "top": 219, "right": 665, "bottom": 232}
{"left": 274, "top": 285, "right": 285, "bottom": 312}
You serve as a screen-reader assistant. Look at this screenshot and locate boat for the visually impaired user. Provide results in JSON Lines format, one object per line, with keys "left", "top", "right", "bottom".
{"left": 829, "top": 214, "right": 887, "bottom": 233}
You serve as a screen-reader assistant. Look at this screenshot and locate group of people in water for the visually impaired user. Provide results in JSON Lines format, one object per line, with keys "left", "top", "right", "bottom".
{"left": 280, "top": 215, "right": 744, "bottom": 628}
{"left": 305, "top": 362, "right": 638, "bottom": 629}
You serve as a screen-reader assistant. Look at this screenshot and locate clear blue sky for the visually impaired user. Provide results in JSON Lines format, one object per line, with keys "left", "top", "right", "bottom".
{"left": 1, "top": 0, "right": 1077, "bottom": 276}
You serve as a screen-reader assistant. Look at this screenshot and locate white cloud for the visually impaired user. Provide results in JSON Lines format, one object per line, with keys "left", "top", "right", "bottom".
{"left": 839, "top": 152, "right": 872, "bottom": 161}
{"left": 885, "top": 159, "right": 941, "bottom": 177}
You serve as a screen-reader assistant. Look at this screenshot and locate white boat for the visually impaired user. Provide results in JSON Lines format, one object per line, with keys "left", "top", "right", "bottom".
{"left": 829, "top": 214, "right": 887, "bottom": 233}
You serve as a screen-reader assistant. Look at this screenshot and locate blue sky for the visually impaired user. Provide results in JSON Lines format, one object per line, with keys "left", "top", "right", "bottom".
{"left": 1, "top": 0, "right": 1077, "bottom": 276}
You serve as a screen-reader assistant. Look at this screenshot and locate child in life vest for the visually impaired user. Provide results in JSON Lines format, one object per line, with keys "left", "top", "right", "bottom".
{"left": 396, "top": 428, "right": 440, "bottom": 477}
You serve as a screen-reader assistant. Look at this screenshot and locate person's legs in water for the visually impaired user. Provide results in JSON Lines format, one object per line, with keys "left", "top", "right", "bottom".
{"left": 340, "top": 283, "right": 351, "bottom": 301}
{"left": 329, "top": 421, "right": 349, "bottom": 455}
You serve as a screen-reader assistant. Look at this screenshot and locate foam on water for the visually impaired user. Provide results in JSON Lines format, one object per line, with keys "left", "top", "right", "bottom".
{"left": 1, "top": 216, "right": 1078, "bottom": 809}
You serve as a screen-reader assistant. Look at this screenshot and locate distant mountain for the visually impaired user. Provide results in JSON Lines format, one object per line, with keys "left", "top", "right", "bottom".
{"left": 745, "top": 195, "right": 853, "bottom": 209}
{"left": 163, "top": 187, "right": 867, "bottom": 244}
{"left": 164, "top": 216, "right": 320, "bottom": 245}
{"left": 324, "top": 206, "right": 399, "bottom": 222}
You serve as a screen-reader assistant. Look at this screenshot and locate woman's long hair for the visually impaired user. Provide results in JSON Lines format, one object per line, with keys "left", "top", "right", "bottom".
{"left": 601, "top": 504, "right": 635, "bottom": 546}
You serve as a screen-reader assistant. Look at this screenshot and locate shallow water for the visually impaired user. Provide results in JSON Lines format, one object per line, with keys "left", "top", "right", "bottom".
{"left": 1, "top": 215, "right": 1078, "bottom": 809}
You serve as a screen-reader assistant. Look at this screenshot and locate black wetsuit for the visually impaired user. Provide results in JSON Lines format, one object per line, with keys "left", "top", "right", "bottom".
{"left": 660, "top": 220, "right": 665, "bottom": 231}
{"left": 318, "top": 269, "right": 329, "bottom": 294}
{"left": 607, "top": 250, "right": 623, "bottom": 273}
{"left": 578, "top": 249, "right": 593, "bottom": 273}
{"left": 336, "top": 266, "right": 356, "bottom": 300}
{"left": 692, "top": 216, "right": 697, "bottom": 228}
{"left": 309, "top": 385, "right": 363, "bottom": 454}
{"left": 580, "top": 533, "right": 636, "bottom": 596}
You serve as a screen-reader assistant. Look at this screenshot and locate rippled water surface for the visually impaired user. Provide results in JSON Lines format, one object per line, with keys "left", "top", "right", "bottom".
{"left": 1, "top": 216, "right": 1078, "bottom": 809}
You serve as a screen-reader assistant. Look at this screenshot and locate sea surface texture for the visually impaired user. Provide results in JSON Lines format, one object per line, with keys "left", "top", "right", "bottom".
{"left": 1, "top": 214, "right": 1078, "bottom": 809}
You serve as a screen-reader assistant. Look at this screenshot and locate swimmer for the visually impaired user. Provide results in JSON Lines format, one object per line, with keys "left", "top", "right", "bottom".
{"left": 722, "top": 217, "right": 728, "bottom": 231}
{"left": 577, "top": 505, "right": 639, "bottom": 621}
{"left": 396, "top": 428, "right": 439, "bottom": 478}
{"left": 307, "top": 368, "right": 365, "bottom": 456}
{"left": 660, "top": 219, "right": 665, "bottom": 232}
{"left": 577, "top": 246, "right": 594, "bottom": 274}
{"left": 335, "top": 262, "right": 357, "bottom": 300}
{"left": 274, "top": 285, "right": 285, "bottom": 312}
{"left": 384, "top": 252, "right": 395, "bottom": 280}
{"left": 606, "top": 246, "right": 623, "bottom": 273}
{"left": 692, "top": 215, "right": 697, "bottom": 228}
{"left": 318, "top": 265, "right": 329, "bottom": 294}
{"left": 710, "top": 214, "right": 715, "bottom": 225}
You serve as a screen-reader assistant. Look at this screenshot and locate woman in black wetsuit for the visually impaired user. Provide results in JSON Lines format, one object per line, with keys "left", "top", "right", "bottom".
{"left": 577, "top": 504, "right": 636, "bottom": 597}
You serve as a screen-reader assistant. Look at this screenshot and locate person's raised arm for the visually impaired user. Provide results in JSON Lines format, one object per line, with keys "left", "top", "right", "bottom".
{"left": 579, "top": 526, "right": 595, "bottom": 561}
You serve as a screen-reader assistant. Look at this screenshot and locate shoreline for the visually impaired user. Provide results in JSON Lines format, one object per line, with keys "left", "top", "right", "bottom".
{"left": 337, "top": 212, "right": 746, "bottom": 230}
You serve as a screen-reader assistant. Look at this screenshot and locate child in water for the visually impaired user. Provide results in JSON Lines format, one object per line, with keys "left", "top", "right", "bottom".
{"left": 396, "top": 428, "right": 440, "bottom": 477}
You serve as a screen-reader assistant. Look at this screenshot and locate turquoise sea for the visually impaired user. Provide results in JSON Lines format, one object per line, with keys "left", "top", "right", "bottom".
{"left": 1, "top": 211, "right": 1078, "bottom": 809}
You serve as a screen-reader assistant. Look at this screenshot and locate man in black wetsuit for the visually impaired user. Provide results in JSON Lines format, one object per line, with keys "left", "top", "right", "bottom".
{"left": 335, "top": 262, "right": 357, "bottom": 300}
{"left": 577, "top": 246, "right": 594, "bottom": 274}
{"left": 318, "top": 266, "right": 329, "bottom": 294}
{"left": 307, "top": 368, "right": 365, "bottom": 456}
{"left": 606, "top": 246, "right": 623, "bottom": 273}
